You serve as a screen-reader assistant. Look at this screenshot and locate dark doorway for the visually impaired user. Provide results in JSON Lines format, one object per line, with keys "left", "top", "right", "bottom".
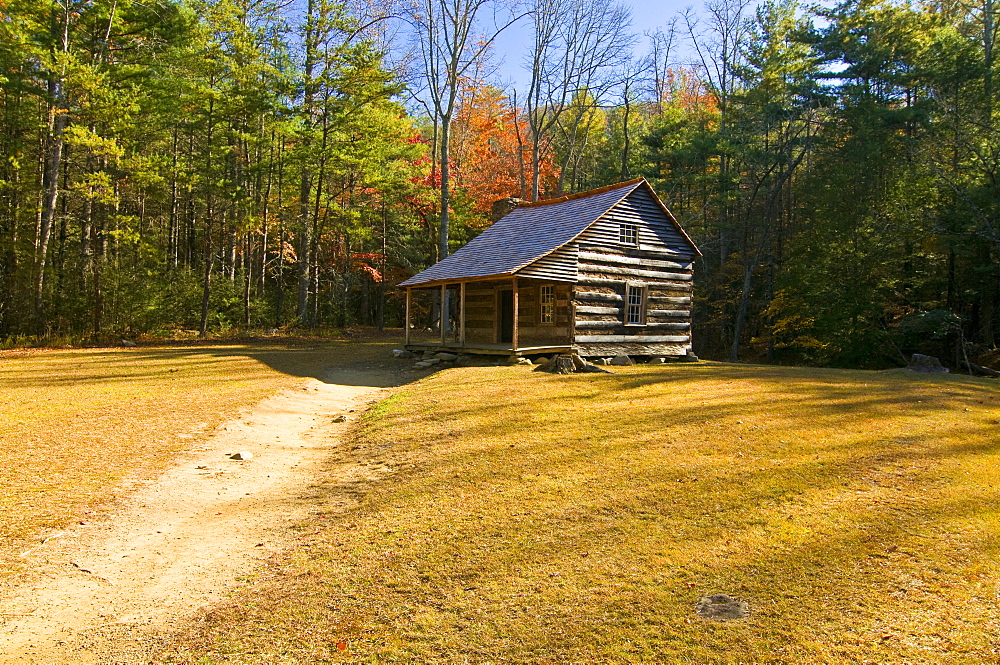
{"left": 498, "top": 289, "right": 514, "bottom": 343}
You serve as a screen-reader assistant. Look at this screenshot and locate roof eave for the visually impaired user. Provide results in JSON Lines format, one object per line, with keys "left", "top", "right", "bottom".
{"left": 398, "top": 271, "right": 516, "bottom": 289}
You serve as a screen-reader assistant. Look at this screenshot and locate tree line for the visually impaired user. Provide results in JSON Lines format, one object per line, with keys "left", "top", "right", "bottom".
{"left": 0, "top": 0, "right": 997, "bottom": 368}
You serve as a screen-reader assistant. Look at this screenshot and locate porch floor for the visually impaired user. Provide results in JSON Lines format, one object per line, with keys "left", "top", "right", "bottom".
{"left": 404, "top": 342, "right": 573, "bottom": 357}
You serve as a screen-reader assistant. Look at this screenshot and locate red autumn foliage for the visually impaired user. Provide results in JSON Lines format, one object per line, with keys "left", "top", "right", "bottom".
{"left": 352, "top": 252, "right": 385, "bottom": 282}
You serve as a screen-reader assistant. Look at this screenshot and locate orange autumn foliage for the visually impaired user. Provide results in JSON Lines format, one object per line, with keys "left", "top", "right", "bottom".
{"left": 662, "top": 68, "right": 719, "bottom": 118}
{"left": 450, "top": 83, "right": 559, "bottom": 218}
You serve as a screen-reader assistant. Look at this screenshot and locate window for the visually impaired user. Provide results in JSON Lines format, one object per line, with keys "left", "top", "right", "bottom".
{"left": 625, "top": 284, "right": 645, "bottom": 325}
{"left": 539, "top": 284, "right": 555, "bottom": 323}
{"left": 619, "top": 222, "right": 638, "bottom": 245}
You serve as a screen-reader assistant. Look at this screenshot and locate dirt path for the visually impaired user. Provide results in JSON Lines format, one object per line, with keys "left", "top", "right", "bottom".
{"left": 0, "top": 364, "right": 399, "bottom": 664}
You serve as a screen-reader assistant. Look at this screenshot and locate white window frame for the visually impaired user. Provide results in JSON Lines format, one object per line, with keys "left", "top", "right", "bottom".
{"left": 619, "top": 222, "right": 638, "bottom": 246}
{"left": 624, "top": 282, "right": 646, "bottom": 326}
{"left": 539, "top": 284, "right": 555, "bottom": 324}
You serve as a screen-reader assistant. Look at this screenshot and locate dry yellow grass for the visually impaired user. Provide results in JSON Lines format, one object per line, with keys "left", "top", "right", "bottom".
{"left": 0, "top": 341, "right": 390, "bottom": 583}
{"left": 157, "top": 361, "right": 1000, "bottom": 664}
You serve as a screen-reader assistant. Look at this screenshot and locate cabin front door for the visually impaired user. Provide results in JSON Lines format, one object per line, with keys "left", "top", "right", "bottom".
{"left": 498, "top": 288, "right": 514, "bottom": 343}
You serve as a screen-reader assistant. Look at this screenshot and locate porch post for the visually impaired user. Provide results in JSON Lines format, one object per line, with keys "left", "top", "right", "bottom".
{"left": 511, "top": 276, "right": 519, "bottom": 352}
{"left": 459, "top": 281, "right": 466, "bottom": 346}
{"left": 440, "top": 283, "right": 447, "bottom": 345}
{"left": 404, "top": 287, "right": 412, "bottom": 346}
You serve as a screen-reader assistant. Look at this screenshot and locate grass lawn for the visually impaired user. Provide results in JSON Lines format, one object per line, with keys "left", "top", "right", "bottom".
{"left": 0, "top": 340, "right": 390, "bottom": 583}
{"left": 157, "top": 361, "right": 1000, "bottom": 664}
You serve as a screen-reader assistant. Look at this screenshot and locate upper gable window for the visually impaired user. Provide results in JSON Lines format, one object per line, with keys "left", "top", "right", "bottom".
{"left": 619, "top": 222, "right": 638, "bottom": 246}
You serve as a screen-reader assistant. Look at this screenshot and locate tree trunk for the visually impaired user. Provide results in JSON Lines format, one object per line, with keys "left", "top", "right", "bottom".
{"left": 275, "top": 220, "right": 285, "bottom": 327}
{"left": 621, "top": 81, "right": 632, "bottom": 179}
{"left": 169, "top": 126, "right": 179, "bottom": 268}
{"left": 199, "top": 218, "right": 213, "bottom": 337}
{"left": 439, "top": 114, "right": 452, "bottom": 332}
{"left": 297, "top": 0, "right": 317, "bottom": 324}
{"left": 34, "top": 0, "right": 73, "bottom": 332}
{"left": 439, "top": 114, "right": 451, "bottom": 260}
{"left": 35, "top": 88, "right": 69, "bottom": 329}
{"left": 243, "top": 233, "right": 252, "bottom": 327}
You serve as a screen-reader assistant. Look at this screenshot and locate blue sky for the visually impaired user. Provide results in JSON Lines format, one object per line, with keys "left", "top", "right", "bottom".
{"left": 490, "top": 0, "right": 696, "bottom": 90}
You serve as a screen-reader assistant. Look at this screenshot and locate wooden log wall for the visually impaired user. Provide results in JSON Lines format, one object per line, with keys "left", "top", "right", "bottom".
{"left": 461, "top": 279, "right": 572, "bottom": 345}
{"left": 572, "top": 243, "right": 694, "bottom": 357}
{"left": 516, "top": 280, "right": 572, "bottom": 346}
{"left": 566, "top": 186, "right": 697, "bottom": 357}
{"left": 462, "top": 280, "right": 505, "bottom": 344}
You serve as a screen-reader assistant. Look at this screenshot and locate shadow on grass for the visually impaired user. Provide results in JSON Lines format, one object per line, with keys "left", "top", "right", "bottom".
{"left": 150, "top": 359, "right": 1000, "bottom": 660}
{"left": 0, "top": 341, "right": 420, "bottom": 390}
{"left": 335, "top": 369, "right": 1000, "bottom": 657}
{"left": 417, "top": 363, "right": 999, "bottom": 441}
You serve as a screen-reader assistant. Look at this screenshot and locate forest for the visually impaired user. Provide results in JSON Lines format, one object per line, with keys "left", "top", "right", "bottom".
{"left": 0, "top": 0, "right": 997, "bottom": 368}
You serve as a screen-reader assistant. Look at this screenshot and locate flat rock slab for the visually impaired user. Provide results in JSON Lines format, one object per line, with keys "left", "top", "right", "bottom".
{"left": 696, "top": 594, "right": 749, "bottom": 621}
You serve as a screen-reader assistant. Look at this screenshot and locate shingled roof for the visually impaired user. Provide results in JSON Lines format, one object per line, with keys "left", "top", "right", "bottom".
{"left": 402, "top": 179, "right": 697, "bottom": 288}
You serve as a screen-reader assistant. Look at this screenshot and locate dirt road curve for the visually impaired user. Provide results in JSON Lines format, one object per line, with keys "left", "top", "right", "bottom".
{"left": 0, "top": 366, "right": 394, "bottom": 664}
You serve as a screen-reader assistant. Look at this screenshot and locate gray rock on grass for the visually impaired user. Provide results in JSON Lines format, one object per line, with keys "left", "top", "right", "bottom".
{"left": 696, "top": 594, "right": 749, "bottom": 621}
{"left": 909, "top": 353, "right": 949, "bottom": 373}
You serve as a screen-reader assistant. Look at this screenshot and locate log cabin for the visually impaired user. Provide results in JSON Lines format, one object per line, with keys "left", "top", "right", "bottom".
{"left": 399, "top": 178, "right": 701, "bottom": 359}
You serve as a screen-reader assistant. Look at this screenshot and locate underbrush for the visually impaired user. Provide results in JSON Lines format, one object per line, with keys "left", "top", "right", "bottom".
{"left": 0, "top": 325, "right": 403, "bottom": 351}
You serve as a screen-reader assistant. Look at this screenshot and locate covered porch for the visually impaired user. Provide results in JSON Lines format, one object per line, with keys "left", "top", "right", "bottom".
{"left": 403, "top": 276, "right": 573, "bottom": 356}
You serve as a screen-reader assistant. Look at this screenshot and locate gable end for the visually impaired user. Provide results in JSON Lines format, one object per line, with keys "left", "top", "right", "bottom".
{"left": 577, "top": 186, "right": 698, "bottom": 256}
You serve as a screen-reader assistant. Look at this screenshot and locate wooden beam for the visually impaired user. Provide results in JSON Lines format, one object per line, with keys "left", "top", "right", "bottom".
{"left": 645, "top": 322, "right": 691, "bottom": 330}
{"left": 459, "top": 281, "right": 466, "bottom": 346}
{"left": 404, "top": 287, "right": 412, "bottom": 346}
{"left": 575, "top": 334, "right": 690, "bottom": 343}
{"left": 580, "top": 263, "right": 693, "bottom": 281}
{"left": 512, "top": 277, "right": 519, "bottom": 352}
{"left": 574, "top": 320, "right": 619, "bottom": 329}
{"left": 578, "top": 242, "right": 694, "bottom": 261}
{"left": 578, "top": 251, "right": 692, "bottom": 270}
{"left": 647, "top": 295, "right": 693, "bottom": 304}
{"left": 576, "top": 305, "right": 621, "bottom": 315}
{"left": 576, "top": 291, "right": 625, "bottom": 303}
